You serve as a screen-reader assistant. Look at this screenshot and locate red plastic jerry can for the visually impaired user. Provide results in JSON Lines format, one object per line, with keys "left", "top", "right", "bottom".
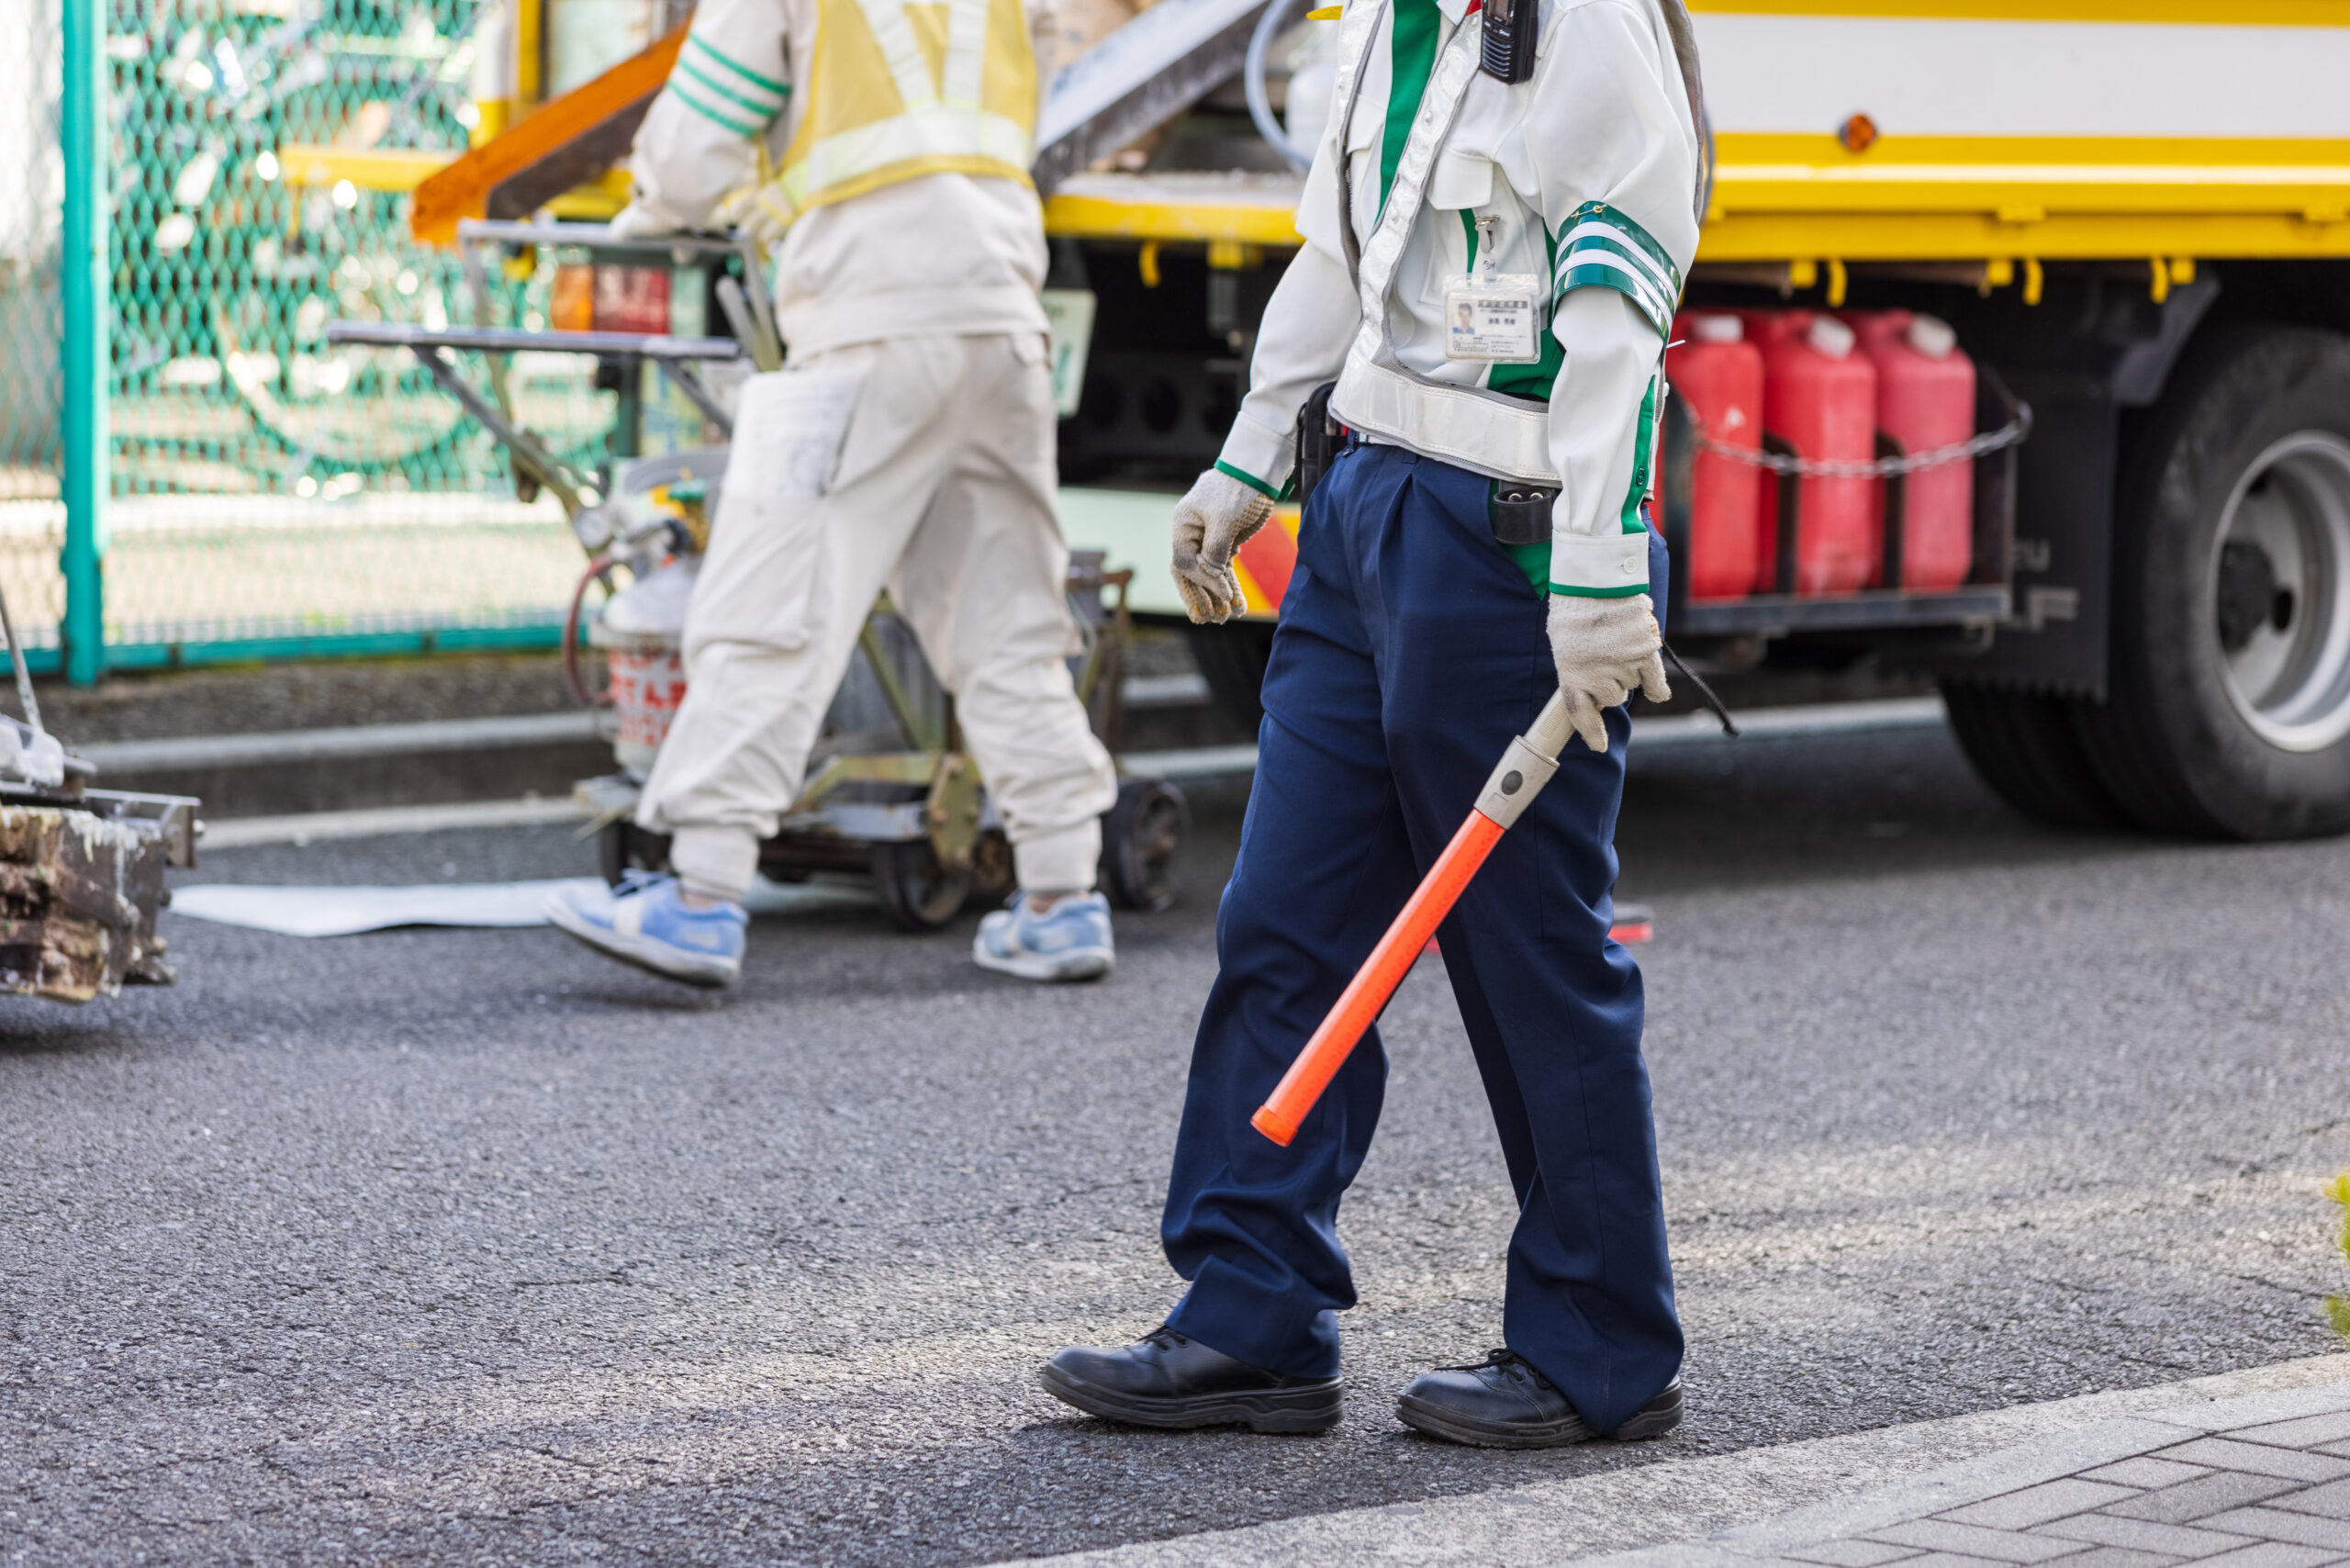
{"left": 1666, "top": 312, "right": 1766, "bottom": 599}
{"left": 1849, "top": 310, "right": 1976, "bottom": 591}
{"left": 1754, "top": 312, "right": 1878, "bottom": 597}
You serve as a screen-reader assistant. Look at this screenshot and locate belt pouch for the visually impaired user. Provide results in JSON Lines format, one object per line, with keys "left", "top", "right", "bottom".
{"left": 1294, "top": 381, "right": 1341, "bottom": 508}
{"left": 1489, "top": 481, "right": 1557, "bottom": 546}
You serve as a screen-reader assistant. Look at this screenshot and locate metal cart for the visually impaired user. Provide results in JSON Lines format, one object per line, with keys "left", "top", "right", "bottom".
{"left": 328, "top": 222, "right": 1187, "bottom": 929}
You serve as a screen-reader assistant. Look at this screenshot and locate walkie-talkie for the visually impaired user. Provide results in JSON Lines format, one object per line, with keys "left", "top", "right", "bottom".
{"left": 1480, "top": 0, "right": 1538, "bottom": 83}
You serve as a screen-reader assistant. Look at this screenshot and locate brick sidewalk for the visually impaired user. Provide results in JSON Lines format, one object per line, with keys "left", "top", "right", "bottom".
{"left": 1597, "top": 1384, "right": 2350, "bottom": 1568}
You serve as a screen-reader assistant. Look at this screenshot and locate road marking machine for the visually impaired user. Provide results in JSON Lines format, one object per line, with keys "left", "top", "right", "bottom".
{"left": 0, "top": 585, "right": 198, "bottom": 1002}
{"left": 330, "top": 218, "right": 1188, "bottom": 930}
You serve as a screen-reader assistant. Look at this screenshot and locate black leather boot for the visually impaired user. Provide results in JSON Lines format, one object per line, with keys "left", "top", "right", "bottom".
{"left": 1040, "top": 1326, "right": 1342, "bottom": 1434}
{"left": 1396, "top": 1349, "right": 1681, "bottom": 1449}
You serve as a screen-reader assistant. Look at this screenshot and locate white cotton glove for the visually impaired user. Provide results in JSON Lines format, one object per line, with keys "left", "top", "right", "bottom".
{"left": 1169, "top": 468, "right": 1275, "bottom": 624}
{"left": 1548, "top": 593, "right": 1672, "bottom": 754}
{"left": 717, "top": 183, "right": 793, "bottom": 250}
{"left": 607, "top": 200, "right": 679, "bottom": 242}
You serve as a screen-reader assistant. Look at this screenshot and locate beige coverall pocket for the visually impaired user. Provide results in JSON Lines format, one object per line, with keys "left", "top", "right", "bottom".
{"left": 726, "top": 365, "right": 862, "bottom": 499}
{"left": 688, "top": 364, "right": 865, "bottom": 654}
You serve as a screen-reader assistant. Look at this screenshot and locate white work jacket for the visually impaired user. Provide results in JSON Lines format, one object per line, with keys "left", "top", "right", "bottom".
{"left": 625, "top": 0, "right": 1060, "bottom": 359}
{"left": 1215, "top": 0, "right": 1699, "bottom": 599}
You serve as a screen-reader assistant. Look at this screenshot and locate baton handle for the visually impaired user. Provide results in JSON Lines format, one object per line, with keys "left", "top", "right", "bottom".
{"left": 1250, "top": 691, "right": 1580, "bottom": 1146}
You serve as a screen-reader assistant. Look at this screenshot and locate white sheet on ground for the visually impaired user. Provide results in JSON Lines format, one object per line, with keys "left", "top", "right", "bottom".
{"left": 169, "top": 875, "right": 870, "bottom": 937}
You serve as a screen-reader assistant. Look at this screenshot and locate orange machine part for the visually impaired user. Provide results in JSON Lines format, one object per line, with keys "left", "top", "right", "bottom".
{"left": 1251, "top": 809, "right": 1507, "bottom": 1147}
{"left": 411, "top": 27, "right": 688, "bottom": 247}
{"left": 1233, "top": 517, "right": 1299, "bottom": 614}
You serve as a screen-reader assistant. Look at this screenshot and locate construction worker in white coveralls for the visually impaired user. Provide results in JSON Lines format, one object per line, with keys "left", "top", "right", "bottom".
{"left": 1041, "top": 0, "right": 1707, "bottom": 1445}
{"left": 546, "top": 0, "right": 1125, "bottom": 989}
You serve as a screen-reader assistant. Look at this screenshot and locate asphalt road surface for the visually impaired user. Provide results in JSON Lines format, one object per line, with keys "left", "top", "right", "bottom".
{"left": 3, "top": 721, "right": 2345, "bottom": 1566}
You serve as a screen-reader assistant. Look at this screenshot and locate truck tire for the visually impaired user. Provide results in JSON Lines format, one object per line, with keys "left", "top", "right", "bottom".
{"left": 1939, "top": 683, "right": 2125, "bottom": 829}
{"left": 2076, "top": 325, "right": 2350, "bottom": 838}
{"left": 1183, "top": 619, "right": 1277, "bottom": 732}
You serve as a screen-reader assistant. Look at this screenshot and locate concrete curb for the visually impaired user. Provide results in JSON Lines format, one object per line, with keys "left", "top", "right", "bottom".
{"left": 1584, "top": 1378, "right": 2350, "bottom": 1568}
{"left": 1632, "top": 695, "right": 1947, "bottom": 750}
{"left": 1117, "top": 698, "right": 1951, "bottom": 784}
{"left": 174, "top": 697, "right": 1959, "bottom": 846}
{"left": 1010, "top": 1355, "right": 2350, "bottom": 1568}
{"left": 80, "top": 711, "right": 603, "bottom": 773}
{"left": 89, "top": 693, "right": 1948, "bottom": 781}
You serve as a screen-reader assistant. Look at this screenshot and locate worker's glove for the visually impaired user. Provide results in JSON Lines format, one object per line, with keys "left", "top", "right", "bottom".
{"left": 717, "top": 184, "right": 794, "bottom": 251}
{"left": 1548, "top": 593, "right": 1671, "bottom": 755}
{"left": 1169, "top": 468, "right": 1274, "bottom": 624}
{"left": 608, "top": 200, "right": 679, "bottom": 242}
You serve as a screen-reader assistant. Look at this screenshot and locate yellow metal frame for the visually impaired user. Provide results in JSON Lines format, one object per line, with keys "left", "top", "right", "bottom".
{"left": 1040, "top": 133, "right": 2350, "bottom": 268}
{"left": 1043, "top": 189, "right": 1303, "bottom": 247}
{"left": 277, "top": 0, "right": 2350, "bottom": 271}
{"left": 543, "top": 167, "right": 633, "bottom": 219}
{"left": 517, "top": 0, "right": 545, "bottom": 108}
{"left": 278, "top": 146, "right": 626, "bottom": 219}
{"left": 1702, "top": 134, "right": 2350, "bottom": 263}
{"left": 1686, "top": 1, "right": 2347, "bottom": 23}
{"left": 277, "top": 147, "right": 455, "bottom": 193}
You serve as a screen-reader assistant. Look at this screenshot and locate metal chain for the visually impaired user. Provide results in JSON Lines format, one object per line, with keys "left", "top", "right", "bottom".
{"left": 1685, "top": 404, "right": 2033, "bottom": 479}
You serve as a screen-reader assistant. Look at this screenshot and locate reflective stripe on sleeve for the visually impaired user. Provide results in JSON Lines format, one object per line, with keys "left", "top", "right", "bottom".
{"left": 1554, "top": 202, "right": 1682, "bottom": 338}
{"left": 666, "top": 75, "right": 766, "bottom": 137}
{"left": 674, "top": 53, "right": 786, "bottom": 126}
{"left": 686, "top": 33, "right": 790, "bottom": 100}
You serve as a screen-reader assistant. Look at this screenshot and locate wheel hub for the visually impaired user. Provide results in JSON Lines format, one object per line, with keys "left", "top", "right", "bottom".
{"left": 2210, "top": 432, "right": 2350, "bottom": 752}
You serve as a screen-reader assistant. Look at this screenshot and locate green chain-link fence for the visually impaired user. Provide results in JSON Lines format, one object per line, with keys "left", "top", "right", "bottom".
{"left": 1, "top": 0, "right": 67, "bottom": 656}
{"left": 22, "top": 0, "right": 654, "bottom": 680}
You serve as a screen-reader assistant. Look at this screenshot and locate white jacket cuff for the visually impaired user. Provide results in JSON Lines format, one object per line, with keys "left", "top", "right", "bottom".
{"left": 1550, "top": 531, "right": 1651, "bottom": 598}
{"left": 1216, "top": 414, "right": 1296, "bottom": 499}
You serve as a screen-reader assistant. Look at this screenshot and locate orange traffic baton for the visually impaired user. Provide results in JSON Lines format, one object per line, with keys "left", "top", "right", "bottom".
{"left": 1251, "top": 689, "right": 1582, "bottom": 1147}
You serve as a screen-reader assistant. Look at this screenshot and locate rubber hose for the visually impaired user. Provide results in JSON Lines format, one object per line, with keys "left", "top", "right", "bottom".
{"left": 563, "top": 554, "right": 617, "bottom": 711}
{"left": 1245, "top": 0, "right": 1313, "bottom": 174}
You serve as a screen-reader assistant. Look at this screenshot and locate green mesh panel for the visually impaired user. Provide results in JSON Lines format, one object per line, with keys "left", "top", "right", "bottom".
{"left": 0, "top": 0, "right": 66, "bottom": 654}
{"left": 53, "top": 0, "right": 676, "bottom": 667}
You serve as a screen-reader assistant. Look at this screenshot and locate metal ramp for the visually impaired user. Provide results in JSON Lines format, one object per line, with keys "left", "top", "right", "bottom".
{"left": 1033, "top": 0, "right": 1278, "bottom": 194}
{"left": 409, "top": 0, "right": 1277, "bottom": 243}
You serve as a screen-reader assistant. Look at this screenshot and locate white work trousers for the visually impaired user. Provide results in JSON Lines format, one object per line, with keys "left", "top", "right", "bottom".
{"left": 636, "top": 332, "right": 1118, "bottom": 902}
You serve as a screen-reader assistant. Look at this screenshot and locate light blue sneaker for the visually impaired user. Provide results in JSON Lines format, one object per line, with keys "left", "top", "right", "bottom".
{"left": 545, "top": 872, "right": 747, "bottom": 990}
{"left": 973, "top": 890, "right": 1114, "bottom": 982}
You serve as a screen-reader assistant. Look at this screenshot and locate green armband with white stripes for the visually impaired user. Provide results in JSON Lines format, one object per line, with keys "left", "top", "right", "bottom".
{"left": 1553, "top": 202, "right": 1682, "bottom": 339}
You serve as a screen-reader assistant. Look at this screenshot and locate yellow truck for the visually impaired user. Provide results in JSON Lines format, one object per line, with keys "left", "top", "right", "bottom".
{"left": 1037, "top": 1, "right": 2350, "bottom": 844}
{"left": 314, "top": 0, "right": 2350, "bottom": 840}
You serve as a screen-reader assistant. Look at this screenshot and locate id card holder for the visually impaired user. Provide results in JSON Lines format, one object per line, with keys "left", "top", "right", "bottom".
{"left": 1443, "top": 218, "right": 1544, "bottom": 364}
{"left": 1443, "top": 274, "right": 1544, "bottom": 363}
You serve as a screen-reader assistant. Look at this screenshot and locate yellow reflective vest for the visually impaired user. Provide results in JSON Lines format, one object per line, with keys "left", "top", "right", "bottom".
{"left": 743, "top": 0, "right": 1040, "bottom": 231}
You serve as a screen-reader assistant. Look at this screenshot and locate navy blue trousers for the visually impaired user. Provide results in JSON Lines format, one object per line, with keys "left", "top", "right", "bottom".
{"left": 1159, "top": 442, "right": 1682, "bottom": 1434}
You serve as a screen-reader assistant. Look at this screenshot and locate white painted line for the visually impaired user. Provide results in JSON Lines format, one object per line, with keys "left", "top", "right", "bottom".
{"left": 200, "top": 796, "right": 584, "bottom": 850}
